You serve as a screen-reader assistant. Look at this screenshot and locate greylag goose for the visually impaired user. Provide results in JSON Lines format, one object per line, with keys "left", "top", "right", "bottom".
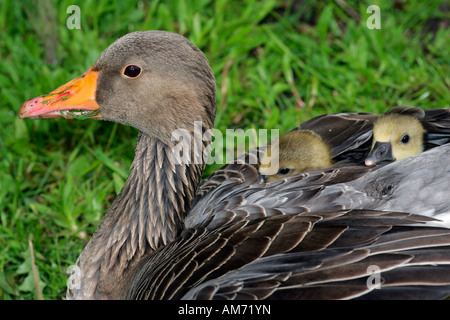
{"left": 258, "top": 130, "right": 333, "bottom": 182}
{"left": 18, "top": 31, "right": 450, "bottom": 300}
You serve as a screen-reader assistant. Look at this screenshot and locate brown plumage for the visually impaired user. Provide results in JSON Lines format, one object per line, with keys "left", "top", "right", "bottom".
{"left": 19, "top": 31, "right": 450, "bottom": 300}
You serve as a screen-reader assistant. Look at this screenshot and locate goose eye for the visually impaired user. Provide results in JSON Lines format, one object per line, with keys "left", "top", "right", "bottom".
{"left": 401, "top": 134, "right": 410, "bottom": 144}
{"left": 123, "top": 64, "right": 142, "bottom": 78}
{"left": 277, "top": 167, "right": 292, "bottom": 176}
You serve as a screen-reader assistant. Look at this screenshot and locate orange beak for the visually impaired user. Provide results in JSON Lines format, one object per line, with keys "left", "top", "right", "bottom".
{"left": 18, "top": 66, "right": 100, "bottom": 120}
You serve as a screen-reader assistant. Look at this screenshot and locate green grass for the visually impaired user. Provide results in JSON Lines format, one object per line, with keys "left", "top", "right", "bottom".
{"left": 0, "top": 0, "right": 448, "bottom": 299}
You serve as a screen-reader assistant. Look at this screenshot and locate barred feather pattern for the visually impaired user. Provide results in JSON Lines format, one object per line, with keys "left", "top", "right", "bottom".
{"left": 127, "top": 210, "right": 450, "bottom": 300}
{"left": 67, "top": 132, "right": 206, "bottom": 299}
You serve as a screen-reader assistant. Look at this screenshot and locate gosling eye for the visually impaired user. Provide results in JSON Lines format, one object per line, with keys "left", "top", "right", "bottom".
{"left": 401, "top": 134, "right": 410, "bottom": 144}
{"left": 122, "top": 64, "right": 142, "bottom": 78}
{"left": 277, "top": 167, "right": 293, "bottom": 176}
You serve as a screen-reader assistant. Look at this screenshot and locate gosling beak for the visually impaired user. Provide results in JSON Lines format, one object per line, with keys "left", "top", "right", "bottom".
{"left": 258, "top": 174, "right": 268, "bottom": 184}
{"left": 18, "top": 66, "right": 101, "bottom": 120}
{"left": 365, "top": 141, "right": 395, "bottom": 166}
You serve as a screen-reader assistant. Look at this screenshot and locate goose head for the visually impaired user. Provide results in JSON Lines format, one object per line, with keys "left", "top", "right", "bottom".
{"left": 19, "top": 30, "right": 216, "bottom": 146}
{"left": 259, "top": 130, "right": 333, "bottom": 182}
{"left": 365, "top": 106, "right": 426, "bottom": 167}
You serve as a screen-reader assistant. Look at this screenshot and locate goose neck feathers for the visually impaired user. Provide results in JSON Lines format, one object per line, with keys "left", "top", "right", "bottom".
{"left": 68, "top": 133, "right": 205, "bottom": 299}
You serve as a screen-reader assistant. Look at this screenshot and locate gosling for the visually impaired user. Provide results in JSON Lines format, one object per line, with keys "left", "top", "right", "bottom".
{"left": 259, "top": 130, "right": 333, "bottom": 182}
{"left": 365, "top": 106, "right": 426, "bottom": 166}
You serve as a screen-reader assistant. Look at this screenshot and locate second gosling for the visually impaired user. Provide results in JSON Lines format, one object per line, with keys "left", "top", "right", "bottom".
{"left": 259, "top": 130, "right": 333, "bottom": 182}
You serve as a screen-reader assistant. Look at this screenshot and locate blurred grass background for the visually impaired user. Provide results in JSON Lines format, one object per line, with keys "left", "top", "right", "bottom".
{"left": 0, "top": 0, "right": 448, "bottom": 299}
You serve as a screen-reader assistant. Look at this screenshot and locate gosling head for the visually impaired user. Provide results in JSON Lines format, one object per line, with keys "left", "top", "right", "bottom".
{"left": 365, "top": 106, "right": 426, "bottom": 167}
{"left": 259, "top": 130, "right": 333, "bottom": 183}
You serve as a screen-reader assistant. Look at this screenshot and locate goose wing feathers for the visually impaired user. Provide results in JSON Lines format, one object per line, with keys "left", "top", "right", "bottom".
{"left": 127, "top": 210, "right": 450, "bottom": 300}
{"left": 423, "top": 108, "right": 450, "bottom": 147}
{"left": 127, "top": 143, "right": 450, "bottom": 300}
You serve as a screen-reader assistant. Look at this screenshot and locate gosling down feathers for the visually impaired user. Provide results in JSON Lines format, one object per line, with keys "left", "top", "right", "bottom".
{"left": 365, "top": 106, "right": 441, "bottom": 166}
{"left": 19, "top": 31, "right": 450, "bottom": 300}
{"left": 259, "top": 130, "right": 334, "bottom": 182}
